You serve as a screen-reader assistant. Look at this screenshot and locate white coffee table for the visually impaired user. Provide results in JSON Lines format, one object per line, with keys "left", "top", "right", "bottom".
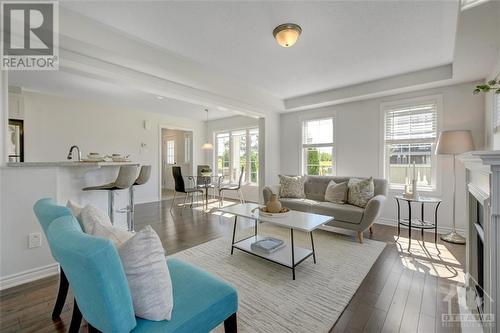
{"left": 218, "top": 203, "right": 334, "bottom": 279}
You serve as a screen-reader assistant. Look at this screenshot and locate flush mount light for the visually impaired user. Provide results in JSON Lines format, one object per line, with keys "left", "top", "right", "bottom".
{"left": 156, "top": 96, "right": 164, "bottom": 100}
{"left": 273, "top": 23, "right": 302, "bottom": 48}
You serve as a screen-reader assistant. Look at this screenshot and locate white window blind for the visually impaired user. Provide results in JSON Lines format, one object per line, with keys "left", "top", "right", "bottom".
{"left": 385, "top": 103, "right": 437, "bottom": 144}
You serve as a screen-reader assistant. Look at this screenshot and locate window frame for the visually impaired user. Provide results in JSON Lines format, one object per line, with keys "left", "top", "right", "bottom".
{"left": 214, "top": 127, "right": 259, "bottom": 185}
{"left": 380, "top": 95, "right": 443, "bottom": 193}
{"left": 301, "top": 117, "right": 336, "bottom": 176}
{"left": 166, "top": 139, "right": 175, "bottom": 165}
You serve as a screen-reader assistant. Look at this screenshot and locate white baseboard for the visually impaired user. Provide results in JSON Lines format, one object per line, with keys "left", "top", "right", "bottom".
{"left": 0, "top": 263, "right": 59, "bottom": 291}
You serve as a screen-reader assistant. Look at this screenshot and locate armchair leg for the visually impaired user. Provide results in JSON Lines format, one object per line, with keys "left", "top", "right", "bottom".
{"left": 357, "top": 231, "right": 364, "bottom": 243}
{"left": 52, "top": 269, "right": 69, "bottom": 320}
{"left": 224, "top": 313, "right": 237, "bottom": 333}
{"left": 369, "top": 226, "right": 373, "bottom": 235}
{"left": 69, "top": 300, "right": 82, "bottom": 333}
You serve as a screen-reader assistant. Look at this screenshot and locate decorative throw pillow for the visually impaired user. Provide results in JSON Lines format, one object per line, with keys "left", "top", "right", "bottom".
{"left": 66, "top": 200, "right": 83, "bottom": 218}
{"left": 118, "top": 226, "right": 173, "bottom": 321}
{"left": 347, "top": 177, "right": 375, "bottom": 208}
{"left": 79, "top": 205, "right": 133, "bottom": 247}
{"left": 324, "top": 180, "right": 348, "bottom": 204}
{"left": 278, "top": 175, "right": 305, "bottom": 198}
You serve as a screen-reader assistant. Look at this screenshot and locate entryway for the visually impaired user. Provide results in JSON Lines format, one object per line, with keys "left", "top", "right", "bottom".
{"left": 160, "top": 128, "right": 193, "bottom": 200}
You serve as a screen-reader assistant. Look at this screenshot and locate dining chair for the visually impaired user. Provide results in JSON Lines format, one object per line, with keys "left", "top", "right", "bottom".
{"left": 219, "top": 166, "right": 245, "bottom": 206}
{"left": 170, "top": 166, "right": 203, "bottom": 214}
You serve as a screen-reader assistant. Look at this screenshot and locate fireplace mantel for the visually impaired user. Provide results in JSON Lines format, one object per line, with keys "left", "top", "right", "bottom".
{"left": 461, "top": 150, "right": 500, "bottom": 331}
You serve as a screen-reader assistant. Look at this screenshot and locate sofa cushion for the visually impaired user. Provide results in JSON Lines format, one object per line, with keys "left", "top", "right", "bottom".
{"left": 324, "top": 181, "right": 348, "bottom": 204}
{"left": 347, "top": 177, "right": 375, "bottom": 208}
{"left": 278, "top": 175, "right": 305, "bottom": 198}
{"left": 279, "top": 198, "right": 319, "bottom": 211}
{"left": 314, "top": 202, "right": 365, "bottom": 224}
{"left": 280, "top": 198, "right": 364, "bottom": 224}
{"left": 133, "top": 258, "right": 238, "bottom": 333}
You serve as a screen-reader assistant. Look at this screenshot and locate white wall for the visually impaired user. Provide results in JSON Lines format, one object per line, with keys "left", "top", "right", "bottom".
{"left": 280, "top": 81, "right": 485, "bottom": 233}
{"left": 20, "top": 91, "right": 205, "bottom": 203}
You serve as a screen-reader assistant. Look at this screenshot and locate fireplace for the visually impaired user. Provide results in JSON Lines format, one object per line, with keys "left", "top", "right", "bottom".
{"left": 461, "top": 151, "right": 499, "bottom": 333}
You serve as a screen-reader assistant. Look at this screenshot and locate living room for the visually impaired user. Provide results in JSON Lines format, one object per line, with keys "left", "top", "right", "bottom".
{"left": 0, "top": 0, "right": 499, "bottom": 332}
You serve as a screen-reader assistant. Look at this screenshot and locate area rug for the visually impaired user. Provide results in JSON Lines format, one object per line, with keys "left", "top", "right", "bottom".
{"left": 170, "top": 223, "right": 386, "bottom": 333}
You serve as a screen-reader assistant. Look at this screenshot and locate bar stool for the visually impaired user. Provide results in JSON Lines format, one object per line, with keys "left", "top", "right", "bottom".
{"left": 128, "top": 165, "right": 151, "bottom": 231}
{"left": 82, "top": 165, "right": 139, "bottom": 226}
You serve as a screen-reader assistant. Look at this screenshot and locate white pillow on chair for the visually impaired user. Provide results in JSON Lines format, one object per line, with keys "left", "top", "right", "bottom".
{"left": 79, "top": 204, "right": 132, "bottom": 247}
{"left": 118, "top": 225, "right": 173, "bottom": 321}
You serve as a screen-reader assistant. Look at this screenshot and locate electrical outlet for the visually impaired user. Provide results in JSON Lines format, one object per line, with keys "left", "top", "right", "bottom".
{"left": 28, "top": 232, "right": 41, "bottom": 249}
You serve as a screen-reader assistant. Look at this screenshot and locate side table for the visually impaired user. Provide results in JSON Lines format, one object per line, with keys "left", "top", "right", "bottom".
{"left": 394, "top": 195, "right": 442, "bottom": 251}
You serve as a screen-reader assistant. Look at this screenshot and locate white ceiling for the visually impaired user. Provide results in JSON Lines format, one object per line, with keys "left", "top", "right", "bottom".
{"left": 8, "top": 70, "right": 234, "bottom": 120}
{"left": 61, "top": 0, "right": 459, "bottom": 99}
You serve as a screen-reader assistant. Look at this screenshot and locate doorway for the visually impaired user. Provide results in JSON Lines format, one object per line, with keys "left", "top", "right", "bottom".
{"left": 161, "top": 128, "right": 193, "bottom": 200}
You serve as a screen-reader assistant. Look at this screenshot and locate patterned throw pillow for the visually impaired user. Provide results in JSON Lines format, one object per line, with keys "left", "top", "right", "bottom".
{"left": 324, "top": 180, "right": 348, "bottom": 204}
{"left": 347, "top": 177, "right": 375, "bottom": 208}
{"left": 278, "top": 175, "right": 305, "bottom": 198}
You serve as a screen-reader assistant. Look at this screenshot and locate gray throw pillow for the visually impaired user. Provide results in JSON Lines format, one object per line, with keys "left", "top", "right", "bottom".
{"left": 278, "top": 175, "right": 305, "bottom": 198}
{"left": 347, "top": 177, "right": 375, "bottom": 208}
{"left": 118, "top": 226, "right": 173, "bottom": 321}
{"left": 324, "top": 180, "right": 348, "bottom": 204}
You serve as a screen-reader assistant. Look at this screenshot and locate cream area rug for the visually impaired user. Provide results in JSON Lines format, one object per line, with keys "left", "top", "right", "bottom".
{"left": 170, "top": 223, "right": 386, "bottom": 333}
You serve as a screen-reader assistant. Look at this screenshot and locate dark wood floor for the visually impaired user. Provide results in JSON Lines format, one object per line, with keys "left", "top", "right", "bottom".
{"left": 0, "top": 199, "right": 467, "bottom": 333}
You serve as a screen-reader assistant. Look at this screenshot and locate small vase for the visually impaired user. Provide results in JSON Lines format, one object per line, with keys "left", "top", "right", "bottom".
{"left": 266, "top": 194, "right": 282, "bottom": 213}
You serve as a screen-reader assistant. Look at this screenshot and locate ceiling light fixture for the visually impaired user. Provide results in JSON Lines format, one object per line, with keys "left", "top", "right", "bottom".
{"left": 201, "top": 108, "right": 214, "bottom": 150}
{"left": 273, "top": 23, "right": 302, "bottom": 48}
{"left": 156, "top": 96, "right": 164, "bottom": 100}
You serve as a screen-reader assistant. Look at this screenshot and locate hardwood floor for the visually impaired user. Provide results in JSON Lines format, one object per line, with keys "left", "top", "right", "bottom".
{"left": 0, "top": 198, "right": 467, "bottom": 332}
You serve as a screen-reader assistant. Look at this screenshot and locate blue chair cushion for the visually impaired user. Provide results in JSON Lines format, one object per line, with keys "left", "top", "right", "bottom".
{"left": 133, "top": 258, "right": 238, "bottom": 333}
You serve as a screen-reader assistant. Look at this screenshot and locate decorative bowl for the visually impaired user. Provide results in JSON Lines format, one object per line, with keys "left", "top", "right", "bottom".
{"left": 258, "top": 206, "right": 291, "bottom": 218}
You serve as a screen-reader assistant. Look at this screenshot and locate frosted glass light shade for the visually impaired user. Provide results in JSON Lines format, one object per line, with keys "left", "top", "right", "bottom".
{"left": 201, "top": 142, "right": 213, "bottom": 150}
{"left": 435, "top": 130, "right": 474, "bottom": 155}
{"left": 273, "top": 24, "right": 302, "bottom": 48}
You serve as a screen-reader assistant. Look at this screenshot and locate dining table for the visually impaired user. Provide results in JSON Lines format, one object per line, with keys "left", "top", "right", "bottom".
{"left": 187, "top": 175, "right": 223, "bottom": 210}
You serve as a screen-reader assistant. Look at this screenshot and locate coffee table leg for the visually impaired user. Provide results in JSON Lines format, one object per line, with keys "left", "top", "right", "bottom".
{"left": 254, "top": 219, "right": 258, "bottom": 236}
{"left": 231, "top": 216, "right": 238, "bottom": 255}
{"left": 291, "top": 229, "right": 295, "bottom": 280}
{"left": 408, "top": 201, "right": 412, "bottom": 252}
{"left": 310, "top": 231, "right": 316, "bottom": 264}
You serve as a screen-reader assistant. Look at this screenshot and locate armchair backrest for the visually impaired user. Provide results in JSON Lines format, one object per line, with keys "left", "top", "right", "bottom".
{"left": 36, "top": 199, "right": 136, "bottom": 332}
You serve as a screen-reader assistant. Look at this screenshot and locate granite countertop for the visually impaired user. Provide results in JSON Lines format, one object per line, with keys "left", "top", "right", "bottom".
{"left": 6, "top": 161, "right": 140, "bottom": 167}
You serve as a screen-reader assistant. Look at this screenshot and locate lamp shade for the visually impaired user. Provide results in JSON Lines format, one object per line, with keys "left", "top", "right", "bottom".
{"left": 435, "top": 130, "right": 474, "bottom": 155}
{"left": 201, "top": 142, "right": 213, "bottom": 150}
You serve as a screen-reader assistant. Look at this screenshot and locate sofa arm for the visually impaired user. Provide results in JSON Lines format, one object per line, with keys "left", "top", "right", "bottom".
{"left": 263, "top": 185, "right": 280, "bottom": 204}
{"left": 359, "top": 195, "right": 386, "bottom": 229}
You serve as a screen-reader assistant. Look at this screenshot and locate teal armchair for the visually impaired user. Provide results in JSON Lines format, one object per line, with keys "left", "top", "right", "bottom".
{"left": 35, "top": 199, "right": 238, "bottom": 333}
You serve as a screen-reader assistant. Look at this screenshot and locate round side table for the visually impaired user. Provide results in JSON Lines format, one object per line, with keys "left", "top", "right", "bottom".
{"left": 394, "top": 195, "right": 442, "bottom": 251}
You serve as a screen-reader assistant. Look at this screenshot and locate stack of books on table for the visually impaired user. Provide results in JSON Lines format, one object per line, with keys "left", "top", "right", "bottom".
{"left": 251, "top": 237, "right": 285, "bottom": 254}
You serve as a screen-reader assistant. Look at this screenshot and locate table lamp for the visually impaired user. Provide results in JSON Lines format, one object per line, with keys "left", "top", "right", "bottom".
{"left": 435, "top": 130, "right": 474, "bottom": 244}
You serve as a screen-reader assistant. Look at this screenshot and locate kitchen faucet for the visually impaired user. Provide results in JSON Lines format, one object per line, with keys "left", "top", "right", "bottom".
{"left": 67, "top": 145, "right": 81, "bottom": 161}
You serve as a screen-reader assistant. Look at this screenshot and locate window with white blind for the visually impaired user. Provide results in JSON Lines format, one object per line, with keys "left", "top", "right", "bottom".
{"left": 494, "top": 94, "right": 500, "bottom": 133}
{"left": 302, "top": 118, "right": 335, "bottom": 176}
{"left": 382, "top": 96, "right": 440, "bottom": 191}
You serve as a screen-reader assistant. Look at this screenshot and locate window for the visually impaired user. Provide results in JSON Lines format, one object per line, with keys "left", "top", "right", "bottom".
{"left": 302, "top": 118, "right": 334, "bottom": 176}
{"left": 215, "top": 128, "right": 259, "bottom": 184}
{"left": 166, "top": 139, "right": 175, "bottom": 164}
{"left": 383, "top": 97, "right": 439, "bottom": 191}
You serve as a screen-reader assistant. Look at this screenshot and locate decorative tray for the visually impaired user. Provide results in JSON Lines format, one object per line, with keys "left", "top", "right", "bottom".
{"left": 258, "top": 207, "right": 291, "bottom": 218}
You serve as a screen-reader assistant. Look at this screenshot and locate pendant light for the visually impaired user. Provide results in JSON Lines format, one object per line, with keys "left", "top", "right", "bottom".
{"left": 201, "top": 108, "right": 214, "bottom": 150}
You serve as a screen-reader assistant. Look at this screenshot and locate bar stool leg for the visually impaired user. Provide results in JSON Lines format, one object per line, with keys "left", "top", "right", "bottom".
{"left": 108, "top": 191, "right": 115, "bottom": 224}
{"left": 129, "top": 187, "right": 135, "bottom": 232}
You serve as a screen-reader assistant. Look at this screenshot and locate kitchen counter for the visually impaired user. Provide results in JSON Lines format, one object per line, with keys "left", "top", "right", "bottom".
{"left": 6, "top": 161, "right": 140, "bottom": 167}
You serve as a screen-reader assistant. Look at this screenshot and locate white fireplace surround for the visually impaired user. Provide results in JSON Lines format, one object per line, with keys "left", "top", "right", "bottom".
{"left": 460, "top": 150, "right": 500, "bottom": 332}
